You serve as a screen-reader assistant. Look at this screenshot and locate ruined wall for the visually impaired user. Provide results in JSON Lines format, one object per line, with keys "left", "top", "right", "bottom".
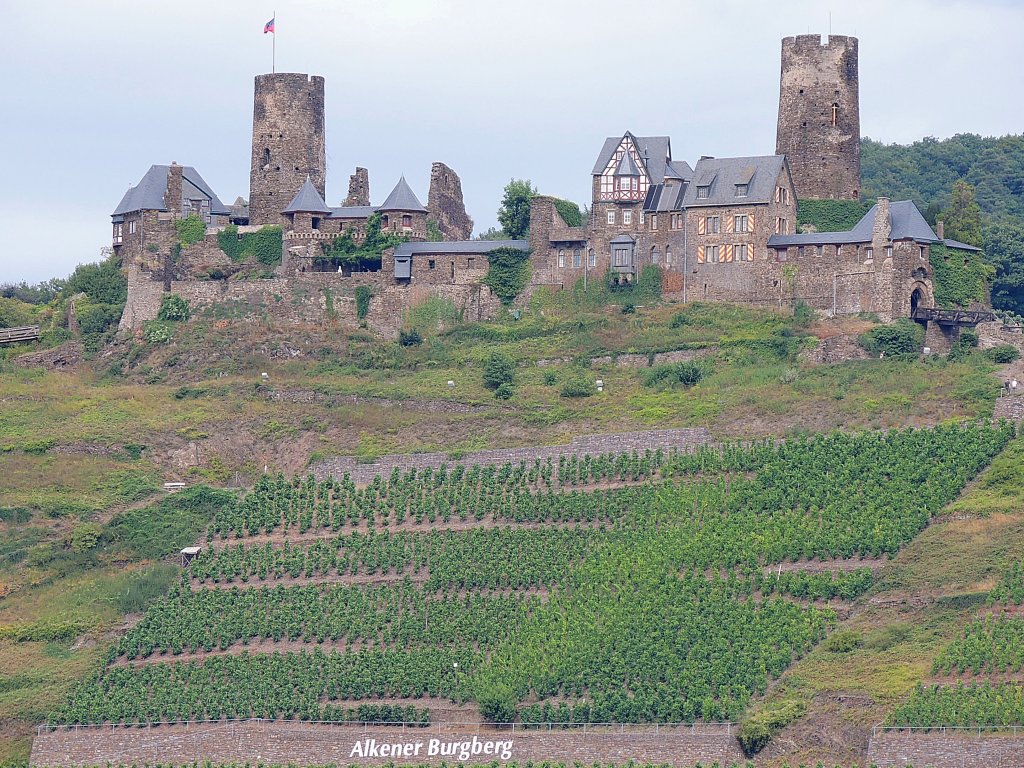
{"left": 249, "top": 73, "right": 326, "bottom": 227}
{"left": 427, "top": 162, "right": 474, "bottom": 240}
{"left": 30, "top": 721, "right": 743, "bottom": 768}
{"left": 776, "top": 34, "right": 860, "bottom": 200}
{"left": 345, "top": 167, "right": 370, "bottom": 207}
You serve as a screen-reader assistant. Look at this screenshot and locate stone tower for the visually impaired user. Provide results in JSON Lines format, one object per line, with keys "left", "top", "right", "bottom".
{"left": 249, "top": 73, "right": 326, "bottom": 226}
{"left": 776, "top": 35, "right": 860, "bottom": 200}
{"left": 427, "top": 162, "right": 474, "bottom": 240}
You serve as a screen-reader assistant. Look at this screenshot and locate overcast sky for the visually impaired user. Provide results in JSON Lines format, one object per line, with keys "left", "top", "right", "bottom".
{"left": 2, "top": 0, "right": 1022, "bottom": 283}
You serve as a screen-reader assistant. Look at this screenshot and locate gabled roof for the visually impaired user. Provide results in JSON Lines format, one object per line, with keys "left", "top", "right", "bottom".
{"left": 943, "top": 238, "right": 982, "bottom": 252}
{"left": 615, "top": 151, "right": 641, "bottom": 177}
{"left": 393, "top": 240, "right": 528, "bottom": 256}
{"left": 282, "top": 176, "right": 332, "bottom": 214}
{"left": 681, "top": 155, "right": 786, "bottom": 207}
{"left": 379, "top": 176, "right": 426, "bottom": 212}
{"left": 768, "top": 200, "right": 944, "bottom": 249}
{"left": 592, "top": 133, "right": 674, "bottom": 182}
{"left": 664, "top": 160, "right": 693, "bottom": 180}
{"left": 111, "top": 164, "right": 230, "bottom": 217}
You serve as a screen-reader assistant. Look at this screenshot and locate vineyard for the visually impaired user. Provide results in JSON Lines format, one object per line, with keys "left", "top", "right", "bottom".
{"left": 54, "top": 422, "right": 1014, "bottom": 729}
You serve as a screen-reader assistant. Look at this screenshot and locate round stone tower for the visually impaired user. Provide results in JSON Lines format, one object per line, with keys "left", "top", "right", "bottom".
{"left": 249, "top": 73, "right": 326, "bottom": 226}
{"left": 776, "top": 35, "right": 860, "bottom": 200}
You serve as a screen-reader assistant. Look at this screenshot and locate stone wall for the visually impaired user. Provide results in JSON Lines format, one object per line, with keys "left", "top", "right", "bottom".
{"left": 118, "top": 265, "right": 166, "bottom": 330}
{"left": 312, "top": 427, "right": 714, "bottom": 485}
{"left": 345, "top": 167, "right": 370, "bottom": 207}
{"left": 249, "top": 73, "right": 326, "bottom": 227}
{"left": 30, "top": 721, "right": 743, "bottom": 768}
{"left": 427, "top": 162, "right": 473, "bottom": 240}
{"left": 776, "top": 34, "right": 861, "bottom": 201}
{"left": 867, "top": 730, "right": 1024, "bottom": 768}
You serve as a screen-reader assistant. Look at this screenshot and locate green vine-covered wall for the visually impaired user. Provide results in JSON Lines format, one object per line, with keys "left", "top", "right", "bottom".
{"left": 930, "top": 243, "right": 993, "bottom": 308}
{"left": 217, "top": 225, "right": 283, "bottom": 266}
{"left": 797, "top": 199, "right": 873, "bottom": 233}
{"left": 483, "top": 247, "right": 532, "bottom": 306}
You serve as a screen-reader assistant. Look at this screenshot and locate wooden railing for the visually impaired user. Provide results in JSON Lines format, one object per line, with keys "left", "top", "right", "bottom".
{"left": 0, "top": 325, "right": 40, "bottom": 345}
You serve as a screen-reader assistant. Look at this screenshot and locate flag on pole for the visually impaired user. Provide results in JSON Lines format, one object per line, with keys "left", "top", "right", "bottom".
{"left": 264, "top": 17, "right": 275, "bottom": 34}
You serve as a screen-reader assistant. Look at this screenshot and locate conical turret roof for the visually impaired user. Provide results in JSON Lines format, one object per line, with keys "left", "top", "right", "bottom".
{"left": 615, "top": 150, "right": 641, "bottom": 177}
{"left": 282, "top": 176, "right": 331, "bottom": 214}
{"left": 379, "top": 175, "right": 426, "bottom": 212}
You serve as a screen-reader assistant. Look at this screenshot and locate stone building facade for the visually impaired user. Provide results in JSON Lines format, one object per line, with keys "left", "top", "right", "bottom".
{"left": 249, "top": 73, "right": 327, "bottom": 226}
{"left": 776, "top": 34, "right": 861, "bottom": 200}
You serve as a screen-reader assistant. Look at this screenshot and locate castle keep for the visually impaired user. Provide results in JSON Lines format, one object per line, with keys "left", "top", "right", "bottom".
{"left": 111, "top": 37, "right": 985, "bottom": 337}
{"left": 776, "top": 35, "right": 861, "bottom": 200}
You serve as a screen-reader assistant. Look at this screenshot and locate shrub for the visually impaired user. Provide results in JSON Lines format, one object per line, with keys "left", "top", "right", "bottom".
{"left": 483, "top": 247, "right": 532, "bottom": 306}
{"left": 621, "top": 303, "right": 636, "bottom": 314}
{"left": 494, "top": 382, "right": 514, "bottom": 400}
{"left": 793, "top": 300, "right": 815, "bottom": 328}
{"left": 959, "top": 328, "right": 979, "bottom": 348}
{"left": 738, "top": 699, "right": 807, "bottom": 756}
{"left": 822, "top": 629, "right": 863, "bottom": 653}
{"left": 143, "top": 321, "right": 172, "bottom": 344}
{"left": 157, "top": 294, "right": 190, "bottom": 322}
{"left": 174, "top": 215, "right": 207, "bottom": 247}
{"left": 398, "top": 329, "right": 423, "bottom": 347}
{"left": 70, "top": 523, "right": 102, "bottom": 553}
{"left": 859, "top": 319, "right": 923, "bottom": 358}
{"left": 560, "top": 376, "right": 594, "bottom": 398}
{"left": 986, "top": 344, "right": 1021, "bottom": 364}
{"left": 543, "top": 370, "right": 558, "bottom": 386}
{"left": 477, "top": 683, "right": 517, "bottom": 724}
{"left": 642, "top": 360, "right": 710, "bottom": 388}
{"left": 482, "top": 352, "right": 515, "bottom": 390}
{"left": 669, "top": 312, "right": 690, "bottom": 328}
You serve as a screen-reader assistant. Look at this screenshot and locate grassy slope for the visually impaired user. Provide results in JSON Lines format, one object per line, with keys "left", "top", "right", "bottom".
{"left": 754, "top": 438, "right": 1024, "bottom": 766}
{"left": 0, "top": 291, "right": 1010, "bottom": 765}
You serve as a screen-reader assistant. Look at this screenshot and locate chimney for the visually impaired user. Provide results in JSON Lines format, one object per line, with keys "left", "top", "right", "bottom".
{"left": 165, "top": 163, "right": 184, "bottom": 215}
{"left": 936, "top": 220, "right": 945, "bottom": 240}
{"left": 871, "top": 197, "right": 891, "bottom": 243}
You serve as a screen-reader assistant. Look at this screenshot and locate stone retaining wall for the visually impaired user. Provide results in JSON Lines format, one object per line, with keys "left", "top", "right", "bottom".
{"left": 30, "top": 721, "right": 743, "bottom": 767}
{"left": 993, "top": 395, "right": 1024, "bottom": 421}
{"left": 312, "top": 428, "right": 714, "bottom": 485}
{"left": 867, "top": 730, "right": 1024, "bottom": 767}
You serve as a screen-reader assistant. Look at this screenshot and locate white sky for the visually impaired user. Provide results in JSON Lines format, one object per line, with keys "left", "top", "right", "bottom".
{"left": 2, "top": 0, "right": 1022, "bottom": 283}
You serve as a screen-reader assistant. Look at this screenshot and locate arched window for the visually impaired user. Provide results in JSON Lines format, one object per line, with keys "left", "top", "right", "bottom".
{"left": 665, "top": 245, "right": 672, "bottom": 265}
{"left": 651, "top": 246, "right": 659, "bottom": 263}
{"left": 558, "top": 249, "right": 565, "bottom": 268}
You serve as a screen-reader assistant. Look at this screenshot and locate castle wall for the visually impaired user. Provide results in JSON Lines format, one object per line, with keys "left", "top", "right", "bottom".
{"left": 776, "top": 34, "right": 860, "bottom": 200}
{"left": 427, "top": 162, "right": 474, "bottom": 240}
{"left": 345, "top": 167, "right": 370, "bottom": 207}
{"left": 249, "top": 73, "right": 326, "bottom": 227}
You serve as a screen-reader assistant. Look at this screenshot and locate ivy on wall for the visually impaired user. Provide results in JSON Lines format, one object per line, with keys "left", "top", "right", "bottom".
{"left": 175, "top": 215, "right": 207, "bottom": 247}
{"left": 797, "top": 199, "right": 873, "bottom": 233}
{"left": 553, "top": 199, "right": 583, "bottom": 228}
{"left": 217, "top": 225, "right": 283, "bottom": 266}
{"left": 354, "top": 285, "right": 372, "bottom": 320}
{"left": 483, "top": 247, "right": 532, "bottom": 306}
{"left": 930, "top": 242, "right": 993, "bottom": 309}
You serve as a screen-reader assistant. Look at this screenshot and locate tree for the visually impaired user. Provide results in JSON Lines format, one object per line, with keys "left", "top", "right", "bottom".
{"left": 985, "top": 217, "right": 1024, "bottom": 314}
{"left": 482, "top": 351, "right": 515, "bottom": 390}
{"left": 497, "top": 179, "right": 537, "bottom": 240}
{"left": 940, "top": 180, "right": 984, "bottom": 247}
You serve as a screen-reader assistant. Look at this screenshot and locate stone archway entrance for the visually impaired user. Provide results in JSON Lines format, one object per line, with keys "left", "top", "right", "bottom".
{"left": 910, "top": 287, "right": 924, "bottom": 315}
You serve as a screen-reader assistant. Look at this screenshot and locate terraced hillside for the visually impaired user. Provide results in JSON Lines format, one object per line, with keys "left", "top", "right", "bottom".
{"left": 51, "top": 423, "right": 1013, "bottom": 745}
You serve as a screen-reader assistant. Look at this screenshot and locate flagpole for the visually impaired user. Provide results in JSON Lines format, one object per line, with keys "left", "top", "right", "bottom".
{"left": 272, "top": 11, "right": 276, "bottom": 73}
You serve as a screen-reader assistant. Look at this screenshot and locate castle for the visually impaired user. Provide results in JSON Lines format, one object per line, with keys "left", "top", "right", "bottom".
{"left": 112, "top": 34, "right": 985, "bottom": 343}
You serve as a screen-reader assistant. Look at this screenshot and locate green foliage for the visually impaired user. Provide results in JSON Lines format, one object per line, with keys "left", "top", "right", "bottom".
{"left": 821, "top": 629, "right": 863, "bottom": 653}
{"left": 398, "top": 329, "right": 423, "bottom": 347}
{"left": 406, "top": 297, "right": 461, "bottom": 332}
{"left": 859, "top": 319, "right": 924, "bottom": 358}
{"left": 477, "top": 682, "right": 517, "bottom": 723}
{"left": 482, "top": 351, "right": 515, "bottom": 389}
{"left": 174, "top": 215, "right": 206, "bottom": 247}
{"left": 493, "top": 382, "right": 514, "bottom": 400}
{"left": 797, "top": 198, "right": 872, "bottom": 233}
{"left": 69, "top": 523, "right": 102, "bottom": 553}
{"left": 114, "top": 564, "right": 179, "bottom": 614}
{"left": 793, "top": 300, "right": 815, "bottom": 328}
{"left": 156, "top": 294, "right": 190, "bottom": 322}
{"left": 940, "top": 180, "right": 985, "bottom": 247}
{"left": 482, "top": 247, "right": 532, "bottom": 306}
{"left": 497, "top": 179, "right": 537, "bottom": 239}
{"left": 930, "top": 242, "right": 993, "bottom": 309}
{"left": 542, "top": 370, "right": 557, "bottom": 386}
{"left": 354, "top": 286, "right": 372, "bottom": 320}
{"left": 142, "top": 321, "right": 172, "bottom": 344}
{"left": 559, "top": 376, "right": 594, "bottom": 398}
{"left": 552, "top": 198, "right": 583, "bottom": 227}
{"left": 62, "top": 253, "right": 127, "bottom": 306}
{"left": 75, "top": 303, "right": 121, "bottom": 337}
{"left": 985, "top": 217, "right": 1024, "bottom": 314}
{"left": 321, "top": 215, "right": 405, "bottom": 272}
{"left": 425, "top": 219, "right": 443, "bottom": 242}
{"left": 985, "top": 344, "right": 1021, "bottom": 364}
{"left": 739, "top": 699, "right": 807, "bottom": 756}
{"left": 642, "top": 360, "right": 711, "bottom": 389}
{"left": 959, "top": 328, "right": 979, "bottom": 348}
{"left": 106, "top": 486, "right": 234, "bottom": 560}
{"left": 217, "top": 224, "right": 283, "bottom": 266}
{"left": 601, "top": 265, "right": 662, "bottom": 305}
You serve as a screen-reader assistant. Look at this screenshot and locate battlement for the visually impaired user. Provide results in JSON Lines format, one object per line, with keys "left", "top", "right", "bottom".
{"left": 782, "top": 34, "right": 858, "bottom": 53}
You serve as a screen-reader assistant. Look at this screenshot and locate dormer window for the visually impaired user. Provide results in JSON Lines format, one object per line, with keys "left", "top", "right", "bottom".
{"left": 735, "top": 184, "right": 748, "bottom": 197}
{"left": 617, "top": 176, "right": 638, "bottom": 192}
{"left": 697, "top": 185, "right": 711, "bottom": 199}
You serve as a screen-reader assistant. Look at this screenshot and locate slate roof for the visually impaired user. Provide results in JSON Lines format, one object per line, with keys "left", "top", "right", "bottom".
{"left": 328, "top": 205, "right": 378, "bottom": 219}
{"left": 643, "top": 180, "right": 688, "bottom": 213}
{"left": 943, "top": 238, "right": 982, "bottom": 252}
{"left": 592, "top": 133, "right": 675, "bottom": 183}
{"left": 379, "top": 176, "right": 426, "bottom": 212}
{"left": 393, "top": 240, "right": 528, "bottom": 256}
{"left": 111, "top": 165, "right": 231, "bottom": 218}
{"left": 681, "top": 155, "right": 787, "bottom": 207}
{"left": 615, "top": 151, "right": 641, "bottom": 177}
{"left": 282, "top": 176, "right": 332, "bottom": 214}
{"left": 664, "top": 160, "right": 693, "bottom": 180}
{"left": 768, "top": 200, "right": 944, "bottom": 249}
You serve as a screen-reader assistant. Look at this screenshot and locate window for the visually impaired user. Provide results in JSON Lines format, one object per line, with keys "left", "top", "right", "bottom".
{"left": 775, "top": 186, "right": 790, "bottom": 204}
{"left": 262, "top": 148, "right": 271, "bottom": 166}
{"left": 128, "top": 220, "right": 137, "bottom": 235}
{"left": 814, "top": 245, "right": 821, "bottom": 257}
{"left": 775, "top": 217, "right": 789, "bottom": 235}
{"left": 618, "top": 176, "right": 637, "bottom": 192}
{"left": 428, "top": 259, "right": 436, "bottom": 270}
{"left": 588, "top": 249, "right": 596, "bottom": 267}
{"left": 707, "top": 245, "right": 720, "bottom": 263}
{"left": 737, "top": 244, "right": 751, "bottom": 262}
{"left": 696, "top": 185, "right": 711, "bottom": 199}
{"left": 607, "top": 210, "right": 615, "bottom": 225}
{"left": 623, "top": 210, "right": 632, "bottom": 225}
{"left": 734, "top": 214, "right": 749, "bottom": 233}
{"left": 651, "top": 246, "right": 659, "bottom": 264}
{"left": 864, "top": 247, "right": 873, "bottom": 260}
{"left": 705, "top": 216, "right": 720, "bottom": 234}
{"left": 735, "top": 184, "right": 748, "bottom": 197}
{"left": 311, "top": 217, "right": 321, "bottom": 230}
{"left": 650, "top": 214, "right": 658, "bottom": 231}
{"left": 612, "top": 247, "right": 632, "bottom": 267}
{"left": 640, "top": 212, "right": 645, "bottom": 225}
{"left": 919, "top": 246, "right": 926, "bottom": 259}
{"left": 665, "top": 245, "right": 673, "bottom": 264}
{"left": 558, "top": 249, "right": 565, "bottom": 268}
{"left": 382, "top": 214, "right": 390, "bottom": 228}
{"left": 573, "top": 249, "right": 581, "bottom": 268}
{"left": 402, "top": 214, "right": 412, "bottom": 229}
{"left": 113, "top": 223, "right": 123, "bottom": 244}
{"left": 831, "top": 103, "right": 839, "bottom": 127}
{"left": 467, "top": 257, "right": 475, "bottom": 268}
